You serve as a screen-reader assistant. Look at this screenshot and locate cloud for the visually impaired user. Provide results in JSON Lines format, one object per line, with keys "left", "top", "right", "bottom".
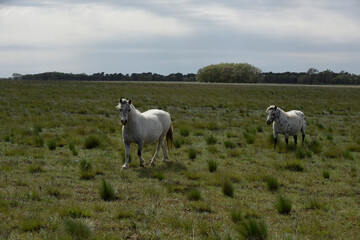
{"left": 0, "top": 3, "right": 193, "bottom": 47}
{"left": 186, "top": 1, "right": 360, "bottom": 44}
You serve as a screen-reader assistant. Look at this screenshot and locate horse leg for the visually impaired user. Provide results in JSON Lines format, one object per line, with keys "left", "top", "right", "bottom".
{"left": 161, "top": 140, "right": 168, "bottom": 162}
{"left": 294, "top": 135, "right": 298, "bottom": 147}
{"left": 285, "top": 134, "right": 289, "bottom": 146}
{"left": 122, "top": 142, "right": 131, "bottom": 169}
{"left": 137, "top": 143, "right": 145, "bottom": 167}
{"left": 301, "top": 127, "right": 305, "bottom": 145}
{"left": 150, "top": 137, "right": 164, "bottom": 167}
{"left": 274, "top": 133, "right": 278, "bottom": 150}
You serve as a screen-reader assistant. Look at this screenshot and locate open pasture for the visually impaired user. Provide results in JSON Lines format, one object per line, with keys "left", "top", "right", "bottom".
{"left": 0, "top": 81, "right": 360, "bottom": 239}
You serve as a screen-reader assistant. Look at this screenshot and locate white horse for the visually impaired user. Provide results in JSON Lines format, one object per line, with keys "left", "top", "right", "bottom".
{"left": 266, "top": 105, "right": 306, "bottom": 149}
{"left": 116, "top": 98, "right": 173, "bottom": 169}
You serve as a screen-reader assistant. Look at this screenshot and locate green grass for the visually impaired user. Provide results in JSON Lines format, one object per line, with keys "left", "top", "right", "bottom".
{"left": 84, "top": 135, "right": 101, "bottom": 149}
{"left": 187, "top": 189, "right": 202, "bottom": 201}
{"left": 206, "top": 135, "right": 217, "bottom": 145}
{"left": 238, "top": 217, "right": 268, "bottom": 240}
{"left": 222, "top": 177, "right": 234, "bottom": 197}
{"left": 1, "top": 81, "right": 360, "bottom": 239}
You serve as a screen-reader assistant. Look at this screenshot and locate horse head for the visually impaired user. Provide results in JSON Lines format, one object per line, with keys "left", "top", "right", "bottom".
{"left": 117, "top": 98, "right": 132, "bottom": 125}
{"left": 266, "top": 105, "right": 277, "bottom": 125}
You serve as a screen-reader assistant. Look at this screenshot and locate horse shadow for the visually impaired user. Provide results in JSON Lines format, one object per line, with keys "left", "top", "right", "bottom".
{"left": 134, "top": 161, "right": 188, "bottom": 179}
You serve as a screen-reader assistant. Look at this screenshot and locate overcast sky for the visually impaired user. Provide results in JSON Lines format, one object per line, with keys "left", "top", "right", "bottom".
{"left": 1, "top": 0, "right": 359, "bottom": 77}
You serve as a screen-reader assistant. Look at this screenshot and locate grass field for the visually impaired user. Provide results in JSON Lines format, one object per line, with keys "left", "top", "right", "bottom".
{"left": 0, "top": 80, "right": 360, "bottom": 239}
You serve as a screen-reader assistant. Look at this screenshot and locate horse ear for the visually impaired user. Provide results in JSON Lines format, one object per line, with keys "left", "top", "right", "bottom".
{"left": 128, "top": 99, "right": 132, "bottom": 105}
{"left": 274, "top": 105, "right": 277, "bottom": 110}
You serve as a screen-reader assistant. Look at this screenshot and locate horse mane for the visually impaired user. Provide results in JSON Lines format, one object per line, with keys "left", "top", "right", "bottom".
{"left": 266, "top": 105, "right": 276, "bottom": 112}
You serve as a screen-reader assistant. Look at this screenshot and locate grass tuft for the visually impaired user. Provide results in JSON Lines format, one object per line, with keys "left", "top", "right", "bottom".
{"left": 28, "top": 164, "right": 45, "bottom": 174}
{"left": 79, "top": 159, "right": 95, "bottom": 180}
{"left": 283, "top": 160, "right": 304, "bottom": 172}
{"left": 208, "top": 159, "right": 218, "bottom": 172}
{"left": 323, "top": 170, "right": 330, "bottom": 179}
{"left": 206, "top": 135, "right": 217, "bottom": 145}
{"left": 264, "top": 176, "right": 278, "bottom": 192}
{"left": 69, "top": 141, "right": 78, "bottom": 156}
{"left": 224, "top": 140, "right": 236, "bottom": 149}
{"left": 243, "top": 132, "right": 255, "bottom": 144}
{"left": 84, "top": 135, "right": 100, "bottom": 149}
{"left": 99, "top": 179, "right": 115, "bottom": 201}
{"left": 180, "top": 128, "right": 190, "bottom": 137}
{"left": 64, "top": 218, "right": 95, "bottom": 240}
{"left": 188, "top": 147, "right": 197, "bottom": 160}
{"left": 187, "top": 189, "right": 202, "bottom": 201}
{"left": 152, "top": 171, "right": 165, "bottom": 181}
{"left": 230, "top": 208, "right": 243, "bottom": 224}
{"left": 33, "top": 136, "right": 44, "bottom": 147}
{"left": 275, "top": 195, "right": 292, "bottom": 215}
{"left": 237, "top": 217, "right": 268, "bottom": 240}
{"left": 222, "top": 177, "right": 234, "bottom": 197}
{"left": 47, "top": 138, "right": 57, "bottom": 150}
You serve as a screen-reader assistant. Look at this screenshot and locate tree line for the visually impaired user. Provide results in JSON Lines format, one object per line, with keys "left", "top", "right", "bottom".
{"left": 12, "top": 72, "right": 196, "bottom": 82}
{"left": 6, "top": 64, "right": 360, "bottom": 85}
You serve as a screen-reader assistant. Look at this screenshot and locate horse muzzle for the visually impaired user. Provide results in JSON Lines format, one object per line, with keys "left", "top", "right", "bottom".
{"left": 266, "top": 120, "right": 272, "bottom": 125}
{"left": 121, "top": 119, "right": 127, "bottom": 125}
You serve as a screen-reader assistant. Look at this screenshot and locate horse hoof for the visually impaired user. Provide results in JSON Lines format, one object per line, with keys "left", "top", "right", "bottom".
{"left": 122, "top": 165, "right": 128, "bottom": 170}
{"left": 162, "top": 158, "right": 167, "bottom": 162}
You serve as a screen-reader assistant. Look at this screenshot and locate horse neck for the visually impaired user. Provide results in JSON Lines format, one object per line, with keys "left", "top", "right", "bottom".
{"left": 275, "top": 108, "right": 288, "bottom": 126}
{"left": 125, "top": 105, "right": 140, "bottom": 127}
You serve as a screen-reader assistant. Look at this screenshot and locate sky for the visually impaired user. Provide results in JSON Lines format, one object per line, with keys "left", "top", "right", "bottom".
{"left": 1, "top": 0, "right": 360, "bottom": 77}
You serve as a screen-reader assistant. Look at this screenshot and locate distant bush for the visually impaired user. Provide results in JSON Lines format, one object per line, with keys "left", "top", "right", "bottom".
{"left": 196, "top": 63, "right": 263, "bottom": 83}
{"left": 99, "top": 179, "right": 115, "bottom": 201}
{"left": 275, "top": 196, "right": 292, "bottom": 215}
{"left": 84, "top": 135, "right": 100, "bottom": 149}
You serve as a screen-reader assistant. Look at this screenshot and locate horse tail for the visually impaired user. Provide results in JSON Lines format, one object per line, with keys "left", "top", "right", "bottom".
{"left": 166, "top": 124, "right": 174, "bottom": 152}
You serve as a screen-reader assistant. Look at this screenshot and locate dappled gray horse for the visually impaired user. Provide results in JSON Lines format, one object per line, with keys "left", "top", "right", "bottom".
{"left": 266, "top": 105, "right": 306, "bottom": 149}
